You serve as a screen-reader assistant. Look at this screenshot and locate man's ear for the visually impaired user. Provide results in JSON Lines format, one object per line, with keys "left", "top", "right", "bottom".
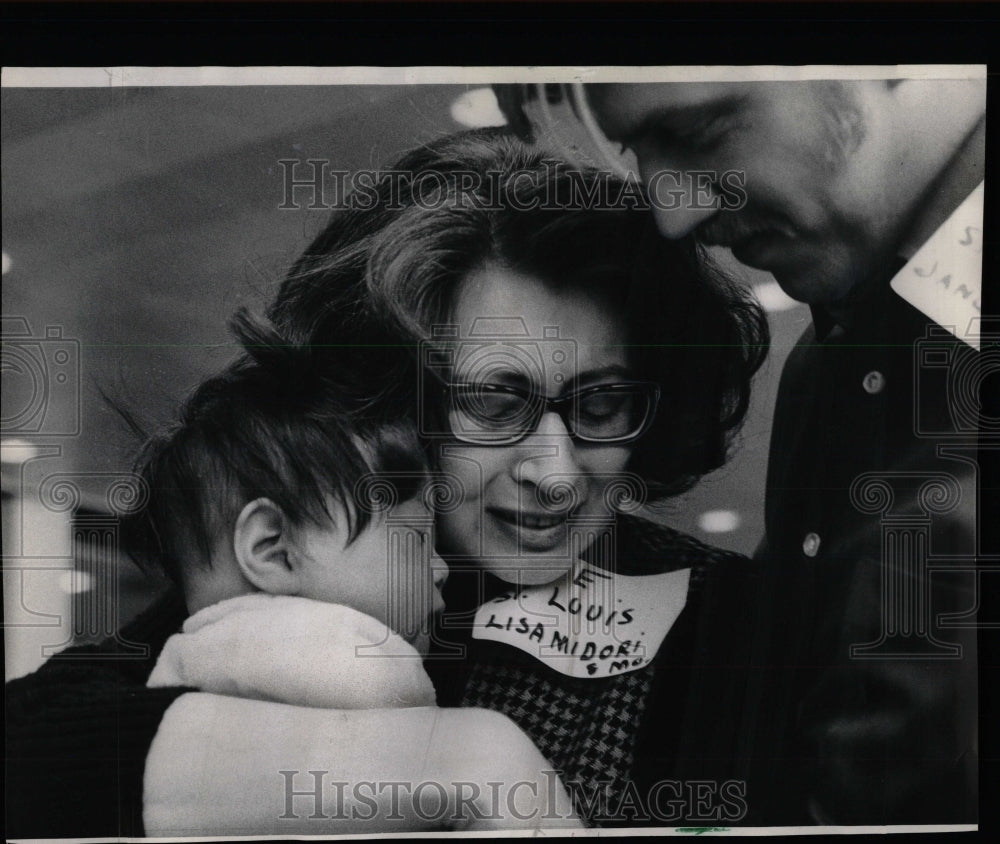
{"left": 233, "top": 498, "right": 300, "bottom": 595}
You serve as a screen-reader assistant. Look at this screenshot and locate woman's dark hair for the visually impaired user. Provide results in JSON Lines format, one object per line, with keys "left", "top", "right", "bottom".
{"left": 269, "top": 128, "right": 769, "bottom": 501}
{"left": 119, "top": 310, "right": 427, "bottom": 587}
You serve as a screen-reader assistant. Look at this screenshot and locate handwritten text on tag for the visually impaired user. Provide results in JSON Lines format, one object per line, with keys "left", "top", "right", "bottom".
{"left": 891, "top": 182, "right": 983, "bottom": 349}
{"left": 473, "top": 562, "right": 690, "bottom": 679}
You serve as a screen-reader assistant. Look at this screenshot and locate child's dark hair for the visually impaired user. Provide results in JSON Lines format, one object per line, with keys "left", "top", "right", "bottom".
{"left": 120, "top": 308, "right": 427, "bottom": 588}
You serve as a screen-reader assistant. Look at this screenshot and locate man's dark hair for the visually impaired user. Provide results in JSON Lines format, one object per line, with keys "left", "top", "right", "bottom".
{"left": 120, "top": 309, "right": 427, "bottom": 587}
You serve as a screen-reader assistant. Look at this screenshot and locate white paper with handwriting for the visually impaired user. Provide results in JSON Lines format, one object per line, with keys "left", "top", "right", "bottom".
{"left": 472, "top": 562, "right": 690, "bottom": 679}
{"left": 891, "top": 181, "right": 984, "bottom": 350}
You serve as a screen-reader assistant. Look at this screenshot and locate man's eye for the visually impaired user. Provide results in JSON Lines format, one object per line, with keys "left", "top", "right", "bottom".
{"left": 652, "top": 115, "right": 733, "bottom": 154}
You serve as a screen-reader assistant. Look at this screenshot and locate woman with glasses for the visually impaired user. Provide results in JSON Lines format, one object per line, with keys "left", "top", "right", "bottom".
{"left": 270, "top": 128, "right": 769, "bottom": 826}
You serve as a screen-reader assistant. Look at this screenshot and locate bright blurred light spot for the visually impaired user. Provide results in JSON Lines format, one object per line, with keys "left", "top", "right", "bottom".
{"left": 753, "top": 280, "right": 800, "bottom": 313}
{"left": 57, "top": 570, "right": 93, "bottom": 594}
{"left": 1, "top": 438, "right": 41, "bottom": 464}
{"left": 1, "top": 251, "right": 11, "bottom": 275}
{"left": 698, "top": 509, "right": 742, "bottom": 534}
{"left": 450, "top": 88, "right": 507, "bottom": 128}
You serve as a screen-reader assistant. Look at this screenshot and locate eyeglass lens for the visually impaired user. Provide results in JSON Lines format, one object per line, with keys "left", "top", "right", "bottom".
{"left": 447, "top": 384, "right": 654, "bottom": 443}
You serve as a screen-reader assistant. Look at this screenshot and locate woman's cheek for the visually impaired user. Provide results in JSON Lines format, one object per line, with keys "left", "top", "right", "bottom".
{"left": 578, "top": 446, "right": 642, "bottom": 520}
{"left": 434, "top": 450, "right": 489, "bottom": 559}
{"left": 434, "top": 504, "right": 478, "bottom": 559}
{"left": 593, "top": 445, "right": 634, "bottom": 474}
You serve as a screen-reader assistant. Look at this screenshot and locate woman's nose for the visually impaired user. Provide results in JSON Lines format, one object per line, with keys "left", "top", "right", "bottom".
{"left": 516, "top": 411, "right": 589, "bottom": 505}
{"left": 525, "top": 408, "right": 577, "bottom": 450}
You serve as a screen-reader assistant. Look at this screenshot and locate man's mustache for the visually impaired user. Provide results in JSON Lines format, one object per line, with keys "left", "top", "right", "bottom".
{"left": 694, "top": 208, "right": 790, "bottom": 248}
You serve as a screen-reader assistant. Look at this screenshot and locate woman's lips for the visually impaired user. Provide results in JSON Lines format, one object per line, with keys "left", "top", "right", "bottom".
{"left": 486, "top": 506, "right": 570, "bottom": 550}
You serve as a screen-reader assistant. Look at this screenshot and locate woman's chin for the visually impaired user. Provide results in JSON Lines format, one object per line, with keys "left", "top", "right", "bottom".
{"left": 479, "top": 556, "right": 575, "bottom": 586}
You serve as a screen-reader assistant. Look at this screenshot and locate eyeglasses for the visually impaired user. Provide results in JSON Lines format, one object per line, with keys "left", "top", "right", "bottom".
{"left": 439, "top": 380, "right": 661, "bottom": 445}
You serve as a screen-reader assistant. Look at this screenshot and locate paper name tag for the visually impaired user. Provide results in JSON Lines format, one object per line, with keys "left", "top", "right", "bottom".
{"left": 473, "top": 562, "right": 690, "bottom": 679}
{"left": 891, "top": 182, "right": 983, "bottom": 350}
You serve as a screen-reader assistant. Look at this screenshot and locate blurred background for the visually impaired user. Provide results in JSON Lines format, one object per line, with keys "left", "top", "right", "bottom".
{"left": 2, "top": 81, "right": 812, "bottom": 679}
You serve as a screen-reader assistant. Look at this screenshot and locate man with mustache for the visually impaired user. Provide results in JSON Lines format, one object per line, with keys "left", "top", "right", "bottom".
{"left": 500, "top": 75, "right": 985, "bottom": 826}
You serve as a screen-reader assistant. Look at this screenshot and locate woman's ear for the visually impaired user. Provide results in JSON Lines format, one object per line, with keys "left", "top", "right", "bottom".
{"left": 233, "top": 498, "right": 300, "bottom": 595}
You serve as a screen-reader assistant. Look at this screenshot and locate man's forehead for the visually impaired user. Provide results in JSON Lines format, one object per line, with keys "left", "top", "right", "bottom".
{"left": 586, "top": 82, "right": 752, "bottom": 137}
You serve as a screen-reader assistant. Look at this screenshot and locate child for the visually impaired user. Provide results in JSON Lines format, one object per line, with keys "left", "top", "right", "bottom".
{"left": 122, "top": 310, "right": 580, "bottom": 833}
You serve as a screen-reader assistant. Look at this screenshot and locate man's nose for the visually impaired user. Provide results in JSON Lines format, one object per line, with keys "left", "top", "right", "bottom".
{"left": 639, "top": 156, "right": 719, "bottom": 239}
{"left": 650, "top": 201, "right": 719, "bottom": 240}
{"left": 431, "top": 553, "right": 449, "bottom": 590}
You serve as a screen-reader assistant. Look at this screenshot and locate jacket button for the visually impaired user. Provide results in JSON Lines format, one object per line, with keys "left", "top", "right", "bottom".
{"left": 802, "top": 532, "right": 821, "bottom": 557}
{"left": 863, "top": 371, "right": 885, "bottom": 394}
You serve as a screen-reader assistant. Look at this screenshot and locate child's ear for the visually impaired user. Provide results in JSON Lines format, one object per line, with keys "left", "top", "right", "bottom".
{"left": 233, "top": 498, "right": 300, "bottom": 595}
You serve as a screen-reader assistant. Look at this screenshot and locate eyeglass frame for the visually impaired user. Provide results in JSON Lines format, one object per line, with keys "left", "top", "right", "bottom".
{"left": 433, "top": 377, "right": 662, "bottom": 446}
